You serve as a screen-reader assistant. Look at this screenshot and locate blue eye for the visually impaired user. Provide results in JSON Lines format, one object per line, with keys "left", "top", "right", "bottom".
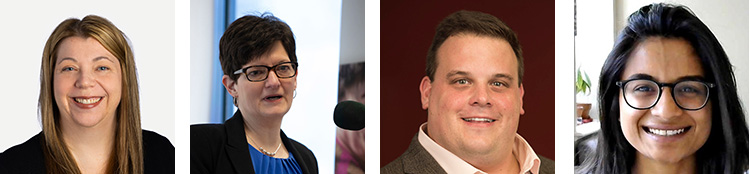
{"left": 97, "top": 66, "right": 110, "bottom": 71}
{"left": 62, "top": 67, "right": 75, "bottom": 71}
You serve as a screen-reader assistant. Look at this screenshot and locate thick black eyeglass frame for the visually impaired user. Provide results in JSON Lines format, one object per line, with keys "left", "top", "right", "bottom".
{"left": 232, "top": 62, "right": 299, "bottom": 82}
{"left": 615, "top": 79, "right": 716, "bottom": 111}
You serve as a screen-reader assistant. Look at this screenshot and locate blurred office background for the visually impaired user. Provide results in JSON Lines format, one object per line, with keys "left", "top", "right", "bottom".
{"left": 190, "top": 0, "right": 364, "bottom": 173}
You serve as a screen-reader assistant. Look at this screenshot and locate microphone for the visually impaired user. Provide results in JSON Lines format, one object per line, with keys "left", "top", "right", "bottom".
{"left": 334, "top": 101, "right": 365, "bottom": 130}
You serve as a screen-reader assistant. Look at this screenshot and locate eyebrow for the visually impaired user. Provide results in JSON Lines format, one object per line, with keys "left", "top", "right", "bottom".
{"left": 625, "top": 73, "right": 705, "bottom": 82}
{"left": 446, "top": 70, "right": 515, "bottom": 81}
{"left": 57, "top": 57, "right": 77, "bottom": 64}
{"left": 93, "top": 56, "right": 115, "bottom": 63}
{"left": 56, "top": 56, "right": 114, "bottom": 65}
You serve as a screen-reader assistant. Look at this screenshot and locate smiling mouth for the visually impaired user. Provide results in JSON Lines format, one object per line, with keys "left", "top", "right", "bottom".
{"left": 642, "top": 126, "right": 691, "bottom": 136}
{"left": 462, "top": 118, "right": 496, "bottom": 123}
{"left": 74, "top": 97, "right": 102, "bottom": 104}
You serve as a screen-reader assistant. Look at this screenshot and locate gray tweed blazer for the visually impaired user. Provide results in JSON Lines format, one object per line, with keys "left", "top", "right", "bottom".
{"left": 381, "top": 133, "right": 555, "bottom": 174}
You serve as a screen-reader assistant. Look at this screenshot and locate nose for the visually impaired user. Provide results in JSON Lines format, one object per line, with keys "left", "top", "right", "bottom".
{"left": 74, "top": 69, "right": 96, "bottom": 89}
{"left": 650, "top": 88, "right": 683, "bottom": 119}
{"left": 469, "top": 85, "right": 492, "bottom": 107}
{"left": 264, "top": 70, "right": 281, "bottom": 89}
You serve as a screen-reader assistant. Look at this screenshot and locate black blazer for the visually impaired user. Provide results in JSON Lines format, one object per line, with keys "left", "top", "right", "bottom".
{"left": 0, "top": 130, "right": 175, "bottom": 173}
{"left": 191, "top": 111, "right": 318, "bottom": 174}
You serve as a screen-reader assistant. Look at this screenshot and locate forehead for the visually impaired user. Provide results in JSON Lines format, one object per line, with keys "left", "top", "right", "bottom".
{"left": 622, "top": 37, "right": 704, "bottom": 81}
{"left": 56, "top": 36, "right": 116, "bottom": 62}
{"left": 244, "top": 41, "right": 290, "bottom": 66}
{"left": 435, "top": 34, "right": 518, "bottom": 76}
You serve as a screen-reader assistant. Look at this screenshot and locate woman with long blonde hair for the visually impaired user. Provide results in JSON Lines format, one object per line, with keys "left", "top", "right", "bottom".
{"left": 0, "top": 15, "right": 174, "bottom": 174}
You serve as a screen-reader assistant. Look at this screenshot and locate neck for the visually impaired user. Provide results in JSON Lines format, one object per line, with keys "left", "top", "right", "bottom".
{"left": 61, "top": 115, "right": 116, "bottom": 174}
{"left": 633, "top": 153, "right": 696, "bottom": 174}
{"left": 242, "top": 111, "right": 287, "bottom": 158}
{"left": 465, "top": 147, "right": 519, "bottom": 174}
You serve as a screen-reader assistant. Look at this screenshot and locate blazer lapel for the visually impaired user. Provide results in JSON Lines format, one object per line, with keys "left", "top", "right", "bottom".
{"left": 224, "top": 111, "right": 255, "bottom": 174}
{"left": 281, "top": 131, "right": 311, "bottom": 174}
{"left": 401, "top": 134, "right": 447, "bottom": 174}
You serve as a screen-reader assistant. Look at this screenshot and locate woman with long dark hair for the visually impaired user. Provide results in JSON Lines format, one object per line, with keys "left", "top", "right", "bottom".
{"left": 577, "top": 3, "right": 748, "bottom": 174}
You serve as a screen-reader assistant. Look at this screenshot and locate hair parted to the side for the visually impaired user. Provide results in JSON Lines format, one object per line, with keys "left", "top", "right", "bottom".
{"left": 577, "top": 3, "right": 748, "bottom": 174}
{"left": 219, "top": 13, "right": 297, "bottom": 81}
{"left": 425, "top": 10, "right": 524, "bottom": 86}
{"left": 39, "top": 15, "right": 143, "bottom": 174}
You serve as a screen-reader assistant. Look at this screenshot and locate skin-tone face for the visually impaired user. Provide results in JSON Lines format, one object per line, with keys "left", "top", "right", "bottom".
{"left": 419, "top": 34, "right": 525, "bottom": 169}
{"left": 620, "top": 37, "right": 711, "bottom": 171}
{"left": 223, "top": 41, "right": 297, "bottom": 119}
{"left": 54, "top": 36, "right": 122, "bottom": 129}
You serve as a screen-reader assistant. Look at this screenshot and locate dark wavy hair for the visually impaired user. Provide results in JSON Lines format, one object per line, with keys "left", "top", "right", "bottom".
{"left": 577, "top": 3, "right": 749, "bottom": 174}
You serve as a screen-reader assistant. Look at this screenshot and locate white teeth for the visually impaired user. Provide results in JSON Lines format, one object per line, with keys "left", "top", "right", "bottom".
{"left": 647, "top": 128, "right": 685, "bottom": 136}
{"left": 75, "top": 97, "right": 101, "bottom": 104}
{"left": 462, "top": 118, "right": 495, "bottom": 123}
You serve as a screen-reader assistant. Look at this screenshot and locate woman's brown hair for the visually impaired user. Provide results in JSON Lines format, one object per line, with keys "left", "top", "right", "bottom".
{"left": 39, "top": 15, "right": 143, "bottom": 174}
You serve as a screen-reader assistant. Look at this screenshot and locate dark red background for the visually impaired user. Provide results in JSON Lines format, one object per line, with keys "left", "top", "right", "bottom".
{"left": 380, "top": 0, "right": 555, "bottom": 166}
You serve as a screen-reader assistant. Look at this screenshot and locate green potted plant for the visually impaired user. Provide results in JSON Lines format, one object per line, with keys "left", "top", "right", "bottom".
{"left": 575, "top": 67, "right": 592, "bottom": 120}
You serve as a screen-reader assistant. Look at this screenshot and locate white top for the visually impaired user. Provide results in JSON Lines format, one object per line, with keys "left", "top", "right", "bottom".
{"left": 418, "top": 123, "right": 541, "bottom": 174}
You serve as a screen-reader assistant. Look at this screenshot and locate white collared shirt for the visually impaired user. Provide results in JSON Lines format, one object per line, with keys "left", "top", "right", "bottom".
{"left": 418, "top": 123, "right": 541, "bottom": 174}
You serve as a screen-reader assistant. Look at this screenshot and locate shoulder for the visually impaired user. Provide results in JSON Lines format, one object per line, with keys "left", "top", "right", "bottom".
{"left": 190, "top": 123, "right": 227, "bottom": 151}
{"left": 381, "top": 153, "right": 406, "bottom": 174}
{"left": 382, "top": 133, "right": 446, "bottom": 174}
{"left": 0, "top": 133, "right": 46, "bottom": 174}
{"left": 191, "top": 123, "right": 227, "bottom": 141}
{"left": 538, "top": 155, "right": 555, "bottom": 174}
{"left": 142, "top": 129, "right": 174, "bottom": 150}
{"left": 190, "top": 123, "right": 229, "bottom": 174}
{"left": 142, "top": 130, "right": 175, "bottom": 173}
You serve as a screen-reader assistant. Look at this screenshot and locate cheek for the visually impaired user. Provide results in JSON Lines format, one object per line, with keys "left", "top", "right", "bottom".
{"left": 436, "top": 90, "right": 464, "bottom": 110}
{"left": 52, "top": 75, "right": 73, "bottom": 100}
{"left": 493, "top": 92, "right": 519, "bottom": 111}
{"left": 101, "top": 74, "right": 122, "bottom": 98}
{"left": 619, "top": 96, "right": 644, "bottom": 135}
{"left": 238, "top": 83, "right": 263, "bottom": 100}
{"left": 693, "top": 105, "right": 712, "bottom": 139}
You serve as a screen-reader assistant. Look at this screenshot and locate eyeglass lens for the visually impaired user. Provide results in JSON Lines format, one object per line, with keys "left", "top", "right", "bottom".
{"left": 622, "top": 79, "right": 709, "bottom": 109}
{"left": 245, "top": 63, "right": 296, "bottom": 81}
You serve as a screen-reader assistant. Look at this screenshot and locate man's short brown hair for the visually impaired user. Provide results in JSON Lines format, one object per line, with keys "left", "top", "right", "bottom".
{"left": 425, "top": 10, "right": 523, "bottom": 85}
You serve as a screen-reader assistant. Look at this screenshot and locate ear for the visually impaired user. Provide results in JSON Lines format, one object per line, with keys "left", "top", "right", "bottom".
{"left": 294, "top": 69, "right": 298, "bottom": 89}
{"left": 222, "top": 75, "right": 238, "bottom": 97}
{"left": 419, "top": 76, "right": 432, "bottom": 110}
{"left": 519, "top": 83, "right": 525, "bottom": 115}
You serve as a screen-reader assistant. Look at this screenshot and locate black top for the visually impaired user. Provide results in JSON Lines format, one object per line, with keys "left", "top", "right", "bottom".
{"left": 0, "top": 130, "right": 175, "bottom": 173}
{"left": 191, "top": 111, "right": 319, "bottom": 174}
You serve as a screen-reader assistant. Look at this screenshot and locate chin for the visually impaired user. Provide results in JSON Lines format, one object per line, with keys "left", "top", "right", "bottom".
{"left": 643, "top": 151, "right": 693, "bottom": 164}
{"left": 70, "top": 113, "right": 108, "bottom": 128}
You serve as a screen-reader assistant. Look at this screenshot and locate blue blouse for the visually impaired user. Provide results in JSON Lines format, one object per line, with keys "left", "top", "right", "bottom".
{"left": 248, "top": 144, "right": 303, "bottom": 174}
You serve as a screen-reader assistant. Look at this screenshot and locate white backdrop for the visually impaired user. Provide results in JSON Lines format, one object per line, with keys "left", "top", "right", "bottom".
{"left": 0, "top": 0, "right": 176, "bottom": 151}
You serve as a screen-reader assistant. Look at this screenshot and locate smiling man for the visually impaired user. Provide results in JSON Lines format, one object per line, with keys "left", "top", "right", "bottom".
{"left": 381, "top": 10, "right": 554, "bottom": 174}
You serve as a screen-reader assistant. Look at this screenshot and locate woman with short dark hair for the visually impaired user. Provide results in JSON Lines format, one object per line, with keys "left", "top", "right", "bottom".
{"left": 191, "top": 13, "right": 318, "bottom": 174}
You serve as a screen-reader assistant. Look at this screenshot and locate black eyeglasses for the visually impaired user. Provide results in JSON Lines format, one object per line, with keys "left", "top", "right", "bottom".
{"left": 615, "top": 79, "right": 715, "bottom": 110}
{"left": 233, "top": 62, "right": 298, "bottom": 82}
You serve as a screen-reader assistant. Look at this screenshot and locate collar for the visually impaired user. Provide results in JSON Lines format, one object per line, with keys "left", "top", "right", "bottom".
{"left": 417, "top": 123, "right": 541, "bottom": 174}
{"left": 223, "top": 111, "right": 312, "bottom": 174}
